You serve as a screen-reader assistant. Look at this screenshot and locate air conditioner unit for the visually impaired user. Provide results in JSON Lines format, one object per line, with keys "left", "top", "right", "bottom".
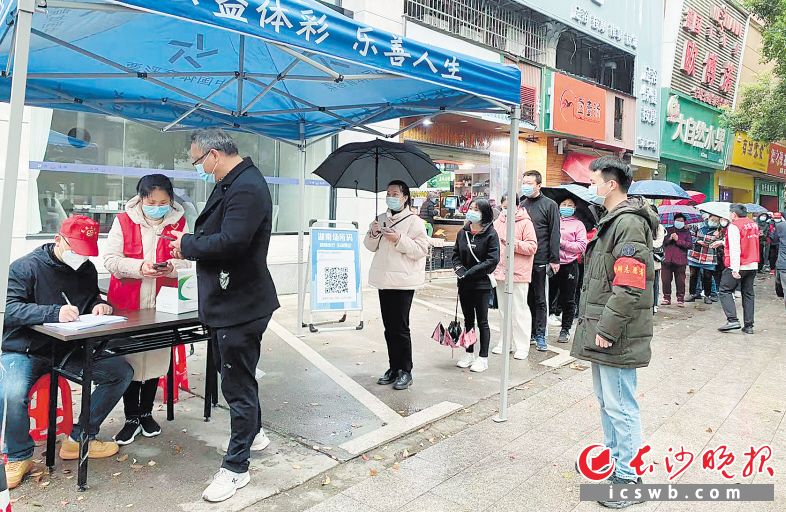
{"left": 422, "top": 14, "right": 450, "bottom": 32}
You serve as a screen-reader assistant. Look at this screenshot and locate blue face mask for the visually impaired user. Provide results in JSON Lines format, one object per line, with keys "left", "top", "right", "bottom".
{"left": 386, "top": 196, "right": 404, "bottom": 212}
{"left": 560, "top": 207, "right": 575, "bottom": 218}
{"left": 466, "top": 210, "right": 482, "bottom": 224}
{"left": 143, "top": 204, "right": 171, "bottom": 220}
{"left": 195, "top": 163, "right": 216, "bottom": 184}
{"left": 674, "top": 221, "right": 686, "bottom": 229}
{"left": 520, "top": 185, "right": 535, "bottom": 198}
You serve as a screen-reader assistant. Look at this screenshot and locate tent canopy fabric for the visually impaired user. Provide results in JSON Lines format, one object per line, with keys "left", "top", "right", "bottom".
{"left": 0, "top": 0, "right": 521, "bottom": 142}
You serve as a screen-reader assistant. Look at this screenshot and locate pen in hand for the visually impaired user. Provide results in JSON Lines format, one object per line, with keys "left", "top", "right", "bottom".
{"left": 59, "top": 292, "right": 80, "bottom": 323}
{"left": 61, "top": 292, "right": 72, "bottom": 306}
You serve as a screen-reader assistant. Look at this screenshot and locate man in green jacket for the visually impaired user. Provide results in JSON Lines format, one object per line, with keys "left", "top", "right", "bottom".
{"left": 572, "top": 156, "right": 658, "bottom": 509}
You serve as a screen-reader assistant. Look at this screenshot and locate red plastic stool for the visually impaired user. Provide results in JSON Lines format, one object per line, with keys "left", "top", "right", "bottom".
{"left": 28, "top": 374, "right": 73, "bottom": 442}
{"left": 158, "top": 345, "right": 190, "bottom": 404}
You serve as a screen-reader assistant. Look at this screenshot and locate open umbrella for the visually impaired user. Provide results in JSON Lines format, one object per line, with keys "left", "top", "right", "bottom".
{"left": 314, "top": 139, "right": 439, "bottom": 216}
{"left": 696, "top": 201, "right": 732, "bottom": 220}
{"left": 657, "top": 205, "right": 703, "bottom": 226}
{"left": 661, "top": 190, "right": 707, "bottom": 206}
{"left": 745, "top": 203, "right": 769, "bottom": 215}
{"left": 541, "top": 184, "right": 603, "bottom": 231}
{"left": 628, "top": 180, "right": 691, "bottom": 200}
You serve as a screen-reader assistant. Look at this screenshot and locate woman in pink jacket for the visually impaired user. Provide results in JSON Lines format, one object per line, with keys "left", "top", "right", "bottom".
{"left": 551, "top": 198, "right": 587, "bottom": 343}
{"left": 490, "top": 194, "right": 538, "bottom": 359}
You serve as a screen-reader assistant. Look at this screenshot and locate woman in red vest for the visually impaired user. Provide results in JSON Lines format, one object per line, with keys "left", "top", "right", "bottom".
{"left": 104, "top": 174, "right": 188, "bottom": 445}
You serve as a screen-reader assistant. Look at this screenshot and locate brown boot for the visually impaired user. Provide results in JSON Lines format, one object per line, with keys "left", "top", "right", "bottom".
{"left": 5, "top": 459, "right": 34, "bottom": 489}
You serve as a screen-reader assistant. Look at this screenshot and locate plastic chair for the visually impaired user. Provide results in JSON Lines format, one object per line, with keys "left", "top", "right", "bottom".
{"left": 158, "top": 345, "right": 191, "bottom": 404}
{"left": 28, "top": 374, "right": 74, "bottom": 442}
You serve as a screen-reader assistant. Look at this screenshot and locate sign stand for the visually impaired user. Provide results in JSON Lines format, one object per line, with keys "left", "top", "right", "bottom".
{"left": 302, "top": 219, "right": 364, "bottom": 333}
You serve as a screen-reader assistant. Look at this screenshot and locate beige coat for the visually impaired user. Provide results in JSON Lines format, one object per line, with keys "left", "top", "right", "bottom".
{"left": 363, "top": 209, "right": 429, "bottom": 290}
{"left": 104, "top": 197, "right": 190, "bottom": 381}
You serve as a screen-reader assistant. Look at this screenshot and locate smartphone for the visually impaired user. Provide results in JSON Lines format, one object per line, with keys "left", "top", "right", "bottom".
{"left": 158, "top": 234, "right": 176, "bottom": 242}
{"left": 153, "top": 262, "right": 168, "bottom": 270}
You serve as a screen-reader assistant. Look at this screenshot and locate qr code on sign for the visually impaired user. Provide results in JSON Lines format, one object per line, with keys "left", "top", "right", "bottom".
{"left": 323, "top": 266, "right": 350, "bottom": 295}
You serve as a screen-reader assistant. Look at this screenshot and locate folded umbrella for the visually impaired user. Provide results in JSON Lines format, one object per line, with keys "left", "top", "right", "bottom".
{"left": 541, "top": 184, "right": 603, "bottom": 231}
{"left": 313, "top": 139, "right": 439, "bottom": 216}
{"left": 658, "top": 205, "right": 703, "bottom": 226}
{"left": 628, "top": 180, "right": 691, "bottom": 200}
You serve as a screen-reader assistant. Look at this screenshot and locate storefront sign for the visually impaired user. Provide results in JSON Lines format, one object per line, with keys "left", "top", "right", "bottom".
{"left": 310, "top": 228, "right": 362, "bottom": 313}
{"left": 549, "top": 72, "right": 606, "bottom": 140}
{"left": 731, "top": 132, "right": 769, "bottom": 173}
{"left": 758, "top": 180, "right": 779, "bottom": 196}
{"left": 570, "top": 5, "right": 638, "bottom": 50}
{"left": 767, "top": 143, "right": 786, "bottom": 180}
{"left": 671, "top": 0, "right": 746, "bottom": 108}
{"left": 427, "top": 170, "right": 454, "bottom": 190}
{"left": 660, "top": 90, "right": 727, "bottom": 168}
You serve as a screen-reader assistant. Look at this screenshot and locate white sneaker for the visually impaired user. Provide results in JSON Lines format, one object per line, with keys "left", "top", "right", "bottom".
{"left": 548, "top": 314, "right": 562, "bottom": 327}
{"left": 470, "top": 357, "right": 489, "bottom": 373}
{"left": 513, "top": 350, "right": 528, "bottom": 360}
{"left": 456, "top": 352, "right": 476, "bottom": 368}
{"left": 491, "top": 343, "right": 514, "bottom": 355}
{"left": 222, "top": 430, "right": 271, "bottom": 453}
{"left": 202, "top": 467, "right": 250, "bottom": 502}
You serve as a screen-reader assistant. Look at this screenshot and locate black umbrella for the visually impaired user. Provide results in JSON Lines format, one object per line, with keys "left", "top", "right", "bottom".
{"left": 313, "top": 139, "right": 439, "bottom": 216}
{"left": 541, "top": 184, "right": 602, "bottom": 231}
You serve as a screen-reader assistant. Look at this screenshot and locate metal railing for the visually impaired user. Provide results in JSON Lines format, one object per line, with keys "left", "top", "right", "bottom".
{"left": 405, "top": 0, "right": 547, "bottom": 64}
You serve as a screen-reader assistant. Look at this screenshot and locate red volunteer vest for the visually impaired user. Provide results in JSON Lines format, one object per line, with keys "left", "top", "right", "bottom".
{"left": 107, "top": 213, "right": 185, "bottom": 311}
{"left": 723, "top": 218, "right": 760, "bottom": 268}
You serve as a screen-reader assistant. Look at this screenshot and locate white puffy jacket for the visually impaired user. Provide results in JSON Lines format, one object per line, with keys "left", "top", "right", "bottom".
{"left": 363, "top": 209, "right": 429, "bottom": 290}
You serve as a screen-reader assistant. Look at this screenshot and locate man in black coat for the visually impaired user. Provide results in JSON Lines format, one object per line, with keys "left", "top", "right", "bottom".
{"left": 170, "top": 129, "right": 279, "bottom": 503}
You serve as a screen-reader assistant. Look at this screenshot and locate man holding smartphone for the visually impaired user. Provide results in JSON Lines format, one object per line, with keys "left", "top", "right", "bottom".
{"left": 169, "top": 129, "right": 279, "bottom": 503}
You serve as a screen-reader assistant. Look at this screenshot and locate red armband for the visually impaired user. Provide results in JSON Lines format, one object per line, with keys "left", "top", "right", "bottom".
{"left": 612, "top": 257, "right": 646, "bottom": 290}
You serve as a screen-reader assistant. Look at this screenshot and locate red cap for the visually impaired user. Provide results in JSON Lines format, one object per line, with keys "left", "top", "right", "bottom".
{"left": 774, "top": 212, "right": 783, "bottom": 220}
{"left": 60, "top": 215, "right": 99, "bottom": 257}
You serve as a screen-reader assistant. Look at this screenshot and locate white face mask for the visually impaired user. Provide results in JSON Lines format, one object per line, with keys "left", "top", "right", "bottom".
{"left": 62, "top": 250, "right": 89, "bottom": 271}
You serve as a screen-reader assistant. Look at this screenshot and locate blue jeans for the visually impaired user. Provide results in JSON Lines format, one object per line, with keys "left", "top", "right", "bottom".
{"left": 0, "top": 352, "right": 133, "bottom": 462}
{"left": 591, "top": 362, "right": 642, "bottom": 481}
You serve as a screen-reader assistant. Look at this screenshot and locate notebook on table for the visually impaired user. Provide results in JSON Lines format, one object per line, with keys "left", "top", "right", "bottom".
{"left": 43, "top": 314, "right": 127, "bottom": 332}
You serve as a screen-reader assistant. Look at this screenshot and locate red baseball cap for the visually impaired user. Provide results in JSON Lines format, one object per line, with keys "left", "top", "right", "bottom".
{"left": 59, "top": 215, "right": 99, "bottom": 257}
{"left": 774, "top": 212, "right": 783, "bottom": 220}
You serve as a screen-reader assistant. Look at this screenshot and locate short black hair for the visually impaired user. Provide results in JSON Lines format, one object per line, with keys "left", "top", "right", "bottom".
{"left": 388, "top": 180, "right": 412, "bottom": 207}
{"left": 589, "top": 156, "right": 633, "bottom": 192}
{"left": 472, "top": 198, "right": 494, "bottom": 225}
{"left": 137, "top": 174, "right": 174, "bottom": 200}
{"left": 730, "top": 203, "right": 748, "bottom": 218}
{"left": 500, "top": 193, "right": 519, "bottom": 207}
{"left": 674, "top": 213, "right": 686, "bottom": 222}
{"left": 523, "top": 170, "right": 542, "bottom": 185}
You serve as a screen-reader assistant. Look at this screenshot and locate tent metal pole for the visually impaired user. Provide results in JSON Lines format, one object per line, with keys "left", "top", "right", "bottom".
{"left": 4, "top": 21, "right": 16, "bottom": 76}
{"left": 162, "top": 77, "right": 238, "bottom": 131}
{"left": 237, "top": 35, "right": 245, "bottom": 114}
{"left": 0, "top": 0, "right": 35, "bottom": 354}
{"left": 297, "top": 120, "right": 307, "bottom": 336}
{"left": 494, "top": 105, "right": 521, "bottom": 424}
{"left": 241, "top": 59, "right": 300, "bottom": 114}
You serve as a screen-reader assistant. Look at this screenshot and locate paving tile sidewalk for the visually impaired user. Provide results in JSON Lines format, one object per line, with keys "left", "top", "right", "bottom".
{"left": 304, "top": 280, "right": 786, "bottom": 512}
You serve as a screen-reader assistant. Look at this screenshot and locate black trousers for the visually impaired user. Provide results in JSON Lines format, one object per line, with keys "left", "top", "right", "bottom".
{"left": 552, "top": 261, "right": 579, "bottom": 331}
{"left": 459, "top": 288, "right": 491, "bottom": 357}
{"left": 769, "top": 244, "right": 779, "bottom": 270}
{"left": 661, "top": 262, "right": 686, "bottom": 301}
{"left": 379, "top": 290, "right": 415, "bottom": 373}
{"left": 688, "top": 266, "right": 716, "bottom": 298}
{"left": 122, "top": 378, "right": 158, "bottom": 418}
{"left": 212, "top": 315, "right": 271, "bottom": 474}
{"left": 528, "top": 264, "right": 548, "bottom": 338}
{"left": 718, "top": 269, "right": 756, "bottom": 327}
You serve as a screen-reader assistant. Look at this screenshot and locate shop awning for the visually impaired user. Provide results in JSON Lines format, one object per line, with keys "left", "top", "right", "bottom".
{"left": 0, "top": 0, "right": 521, "bottom": 143}
{"left": 561, "top": 152, "right": 597, "bottom": 184}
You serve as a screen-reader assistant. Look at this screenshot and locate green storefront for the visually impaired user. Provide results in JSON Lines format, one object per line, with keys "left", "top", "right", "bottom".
{"left": 658, "top": 90, "right": 729, "bottom": 199}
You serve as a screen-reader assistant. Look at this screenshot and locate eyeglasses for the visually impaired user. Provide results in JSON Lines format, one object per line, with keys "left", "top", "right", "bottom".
{"left": 191, "top": 149, "right": 212, "bottom": 166}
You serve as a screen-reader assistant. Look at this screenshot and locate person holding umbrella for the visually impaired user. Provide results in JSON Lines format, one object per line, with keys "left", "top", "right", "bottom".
{"left": 452, "top": 199, "right": 500, "bottom": 372}
{"left": 552, "top": 198, "right": 587, "bottom": 342}
{"left": 661, "top": 213, "right": 692, "bottom": 306}
{"left": 365, "top": 181, "right": 429, "bottom": 390}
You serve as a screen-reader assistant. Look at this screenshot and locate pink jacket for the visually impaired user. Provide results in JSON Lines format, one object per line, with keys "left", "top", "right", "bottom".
{"left": 558, "top": 216, "right": 587, "bottom": 264}
{"left": 492, "top": 207, "right": 538, "bottom": 283}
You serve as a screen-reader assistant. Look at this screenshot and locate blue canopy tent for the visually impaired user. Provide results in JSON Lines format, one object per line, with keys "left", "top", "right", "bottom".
{"left": 0, "top": 0, "right": 523, "bottom": 422}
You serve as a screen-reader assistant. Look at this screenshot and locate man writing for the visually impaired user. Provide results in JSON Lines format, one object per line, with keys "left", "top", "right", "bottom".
{"left": 1, "top": 216, "right": 132, "bottom": 489}
{"left": 170, "top": 129, "right": 279, "bottom": 503}
{"left": 520, "top": 170, "right": 560, "bottom": 351}
{"left": 718, "top": 204, "right": 759, "bottom": 334}
{"left": 572, "top": 157, "right": 657, "bottom": 509}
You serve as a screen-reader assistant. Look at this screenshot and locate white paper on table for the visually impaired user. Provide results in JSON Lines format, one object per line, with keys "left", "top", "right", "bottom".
{"left": 43, "top": 314, "right": 127, "bottom": 331}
